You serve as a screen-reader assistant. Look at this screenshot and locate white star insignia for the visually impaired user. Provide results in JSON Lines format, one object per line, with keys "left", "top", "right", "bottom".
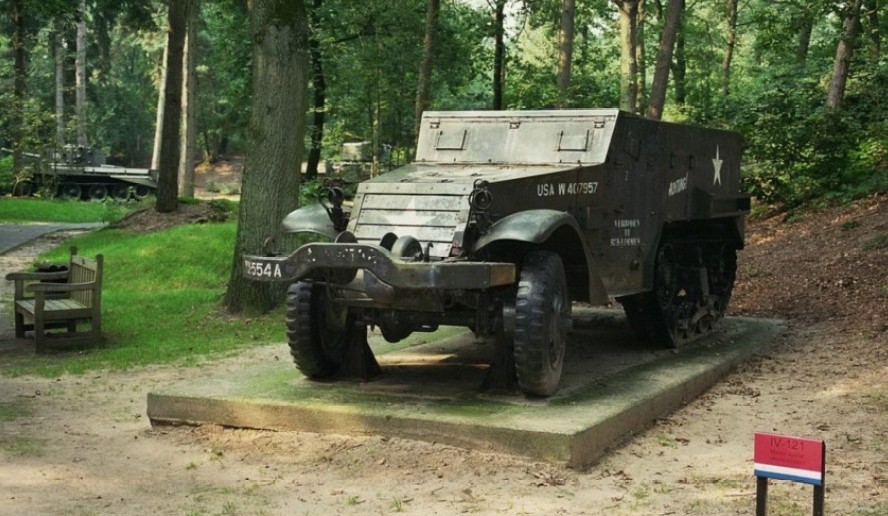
{"left": 712, "top": 146, "right": 724, "bottom": 186}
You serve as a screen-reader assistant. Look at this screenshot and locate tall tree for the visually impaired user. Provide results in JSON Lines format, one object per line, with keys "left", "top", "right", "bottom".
{"left": 864, "top": 0, "right": 880, "bottom": 61}
{"left": 10, "top": 0, "right": 26, "bottom": 178}
{"left": 795, "top": 10, "right": 814, "bottom": 65}
{"left": 827, "top": 0, "right": 862, "bottom": 111}
{"left": 492, "top": 0, "right": 507, "bottom": 109}
{"left": 225, "top": 0, "right": 310, "bottom": 312}
{"left": 722, "top": 0, "right": 738, "bottom": 96}
{"left": 75, "top": 0, "right": 88, "bottom": 145}
{"left": 178, "top": 0, "right": 199, "bottom": 198}
{"left": 54, "top": 26, "right": 66, "bottom": 149}
{"left": 415, "top": 0, "right": 441, "bottom": 143}
{"left": 556, "top": 0, "right": 575, "bottom": 107}
{"left": 613, "top": 0, "right": 639, "bottom": 112}
{"left": 646, "top": 0, "right": 683, "bottom": 119}
{"left": 670, "top": 15, "right": 686, "bottom": 106}
{"left": 152, "top": 41, "right": 169, "bottom": 170}
{"left": 305, "top": 0, "right": 325, "bottom": 179}
{"left": 155, "top": 0, "right": 189, "bottom": 212}
{"left": 635, "top": 0, "right": 646, "bottom": 112}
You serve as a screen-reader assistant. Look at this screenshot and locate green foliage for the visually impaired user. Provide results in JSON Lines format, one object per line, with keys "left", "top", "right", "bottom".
{"left": 5, "top": 223, "right": 285, "bottom": 377}
{"left": 2, "top": 0, "right": 886, "bottom": 212}
{"left": 0, "top": 156, "right": 13, "bottom": 195}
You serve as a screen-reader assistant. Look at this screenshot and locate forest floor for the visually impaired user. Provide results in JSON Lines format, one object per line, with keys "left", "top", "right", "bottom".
{"left": 1, "top": 170, "right": 886, "bottom": 514}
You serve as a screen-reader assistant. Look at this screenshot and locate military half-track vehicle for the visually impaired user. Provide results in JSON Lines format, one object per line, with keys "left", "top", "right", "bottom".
{"left": 244, "top": 109, "right": 750, "bottom": 396}
{"left": 8, "top": 144, "right": 157, "bottom": 200}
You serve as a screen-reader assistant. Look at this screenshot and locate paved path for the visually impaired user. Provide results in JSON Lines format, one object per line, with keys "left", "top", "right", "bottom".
{"left": 0, "top": 222, "right": 105, "bottom": 255}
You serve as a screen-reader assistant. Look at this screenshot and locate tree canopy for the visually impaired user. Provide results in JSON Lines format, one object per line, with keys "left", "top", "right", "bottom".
{"left": 1, "top": 0, "right": 886, "bottom": 307}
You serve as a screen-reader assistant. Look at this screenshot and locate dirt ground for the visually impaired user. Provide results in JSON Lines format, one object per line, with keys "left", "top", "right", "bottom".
{"left": 1, "top": 187, "right": 886, "bottom": 515}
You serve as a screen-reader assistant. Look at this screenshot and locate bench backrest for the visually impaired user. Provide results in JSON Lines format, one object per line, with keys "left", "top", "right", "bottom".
{"left": 68, "top": 254, "right": 103, "bottom": 307}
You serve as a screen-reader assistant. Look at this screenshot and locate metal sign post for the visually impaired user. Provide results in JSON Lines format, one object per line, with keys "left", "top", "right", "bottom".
{"left": 754, "top": 432, "right": 826, "bottom": 516}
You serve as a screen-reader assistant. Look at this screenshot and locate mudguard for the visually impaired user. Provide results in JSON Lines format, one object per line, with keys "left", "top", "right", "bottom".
{"left": 474, "top": 210, "right": 608, "bottom": 304}
{"left": 282, "top": 203, "right": 336, "bottom": 239}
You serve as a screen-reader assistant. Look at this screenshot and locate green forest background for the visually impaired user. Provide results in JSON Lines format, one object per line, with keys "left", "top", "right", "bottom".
{"left": 1, "top": 0, "right": 886, "bottom": 208}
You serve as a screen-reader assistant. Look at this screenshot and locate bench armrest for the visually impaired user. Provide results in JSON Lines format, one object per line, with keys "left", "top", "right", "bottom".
{"left": 5, "top": 271, "right": 70, "bottom": 281}
{"left": 27, "top": 281, "right": 96, "bottom": 293}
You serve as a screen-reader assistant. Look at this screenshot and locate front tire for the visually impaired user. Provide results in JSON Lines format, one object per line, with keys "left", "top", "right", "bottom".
{"left": 513, "top": 251, "right": 571, "bottom": 396}
{"left": 286, "top": 281, "right": 354, "bottom": 378}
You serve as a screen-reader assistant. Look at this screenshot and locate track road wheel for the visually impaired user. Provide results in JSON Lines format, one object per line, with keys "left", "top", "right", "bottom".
{"left": 286, "top": 281, "right": 352, "bottom": 378}
{"left": 513, "top": 251, "right": 571, "bottom": 397}
{"left": 618, "top": 242, "right": 681, "bottom": 348}
{"left": 87, "top": 184, "right": 108, "bottom": 201}
{"left": 111, "top": 184, "right": 131, "bottom": 200}
{"left": 58, "top": 183, "right": 82, "bottom": 200}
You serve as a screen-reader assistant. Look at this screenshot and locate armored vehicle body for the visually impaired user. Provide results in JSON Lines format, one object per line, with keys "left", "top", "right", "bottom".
{"left": 245, "top": 109, "right": 750, "bottom": 396}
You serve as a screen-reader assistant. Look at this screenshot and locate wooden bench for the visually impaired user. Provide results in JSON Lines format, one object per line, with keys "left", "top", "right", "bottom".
{"left": 5, "top": 248, "right": 104, "bottom": 352}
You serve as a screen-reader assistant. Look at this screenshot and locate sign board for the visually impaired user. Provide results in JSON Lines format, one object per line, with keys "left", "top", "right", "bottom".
{"left": 754, "top": 432, "right": 825, "bottom": 486}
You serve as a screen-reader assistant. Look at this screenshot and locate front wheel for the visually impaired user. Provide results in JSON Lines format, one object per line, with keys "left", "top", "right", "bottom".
{"left": 286, "top": 281, "right": 355, "bottom": 378}
{"left": 513, "top": 251, "right": 571, "bottom": 397}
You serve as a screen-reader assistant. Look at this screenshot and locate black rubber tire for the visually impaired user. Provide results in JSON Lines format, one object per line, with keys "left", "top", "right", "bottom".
{"left": 87, "top": 184, "right": 108, "bottom": 201}
{"left": 285, "top": 281, "right": 352, "bottom": 378}
{"left": 513, "top": 250, "right": 570, "bottom": 397}
{"left": 58, "top": 183, "right": 82, "bottom": 200}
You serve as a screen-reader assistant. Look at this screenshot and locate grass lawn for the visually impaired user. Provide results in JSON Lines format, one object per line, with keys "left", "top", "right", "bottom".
{"left": 3, "top": 219, "right": 287, "bottom": 377}
{"left": 0, "top": 197, "right": 137, "bottom": 223}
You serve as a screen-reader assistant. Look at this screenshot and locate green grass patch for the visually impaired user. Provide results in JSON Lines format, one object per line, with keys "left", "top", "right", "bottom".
{"left": 0, "top": 436, "right": 45, "bottom": 457}
{"left": 0, "top": 401, "right": 31, "bottom": 422}
{"left": 0, "top": 197, "right": 138, "bottom": 223}
{"left": 4, "top": 222, "right": 286, "bottom": 377}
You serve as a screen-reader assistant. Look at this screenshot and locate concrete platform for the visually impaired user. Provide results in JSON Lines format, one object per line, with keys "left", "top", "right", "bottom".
{"left": 147, "top": 309, "right": 783, "bottom": 467}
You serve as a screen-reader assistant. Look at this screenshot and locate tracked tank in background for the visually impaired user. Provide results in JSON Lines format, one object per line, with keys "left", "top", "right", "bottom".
{"left": 9, "top": 144, "right": 157, "bottom": 200}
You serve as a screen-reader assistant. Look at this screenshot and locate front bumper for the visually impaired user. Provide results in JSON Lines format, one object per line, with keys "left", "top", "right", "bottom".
{"left": 243, "top": 243, "right": 516, "bottom": 290}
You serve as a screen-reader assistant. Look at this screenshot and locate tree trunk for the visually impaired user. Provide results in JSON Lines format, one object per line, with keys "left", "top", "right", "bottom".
{"left": 305, "top": 0, "right": 326, "bottom": 180}
{"left": 152, "top": 41, "right": 169, "bottom": 170}
{"left": 415, "top": 0, "right": 440, "bottom": 144}
{"left": 722, "top": 0, "right": 738, "bottom": 96}
{"left": 371, "top": 30, "right": 382, "bottom": 177}
{"left": 11, "top": 0, "right": 25, "bottom": 177}
{"left": 827, "top": 0, "right": 863, "bottom": 111}
{"left": 55, "top": 29, "right": 66, "bottom": 149}
{"left": 155, "top": 0, "right": 189, "bottom": 213}
{"left": 646, "top": 0, "right": 682, "bottom": 119}
{"left": 635, "top": 0, "right": 646, "bottom": 113}
{"left": 615, "top": 0, "right": 639, "bottom": 113}
{"left": 796, "top": 13, "right": 814, "bottom": 66}
{"left": 865, "top": 0, "right": 880, "bottom": 62}
{"left": 493, "top": 0, "right": 506, "bottom": 110}
{"left": 670, "top": 18, "right": 686, "bottom": 106}
{"left": 225, "top": 0, "right": 310, "bottom": 313}
{"left": 178, "top": 0, "right": 199, "bottom": 198}
{"left": 76, "top": 0, "right": 88, "bottom": 146}
{"left": 557, "top": 0, "right": 575, "bottom": 107}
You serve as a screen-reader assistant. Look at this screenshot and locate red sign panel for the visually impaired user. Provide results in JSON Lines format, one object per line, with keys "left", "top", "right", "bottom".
{"left": 754, "top": 432, "right": 825, "bottom": 486}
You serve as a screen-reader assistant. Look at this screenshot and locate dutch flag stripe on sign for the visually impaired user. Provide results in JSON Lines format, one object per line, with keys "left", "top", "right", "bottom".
{"left": 754, "top": 463, "right": 823, "bottom": 486}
